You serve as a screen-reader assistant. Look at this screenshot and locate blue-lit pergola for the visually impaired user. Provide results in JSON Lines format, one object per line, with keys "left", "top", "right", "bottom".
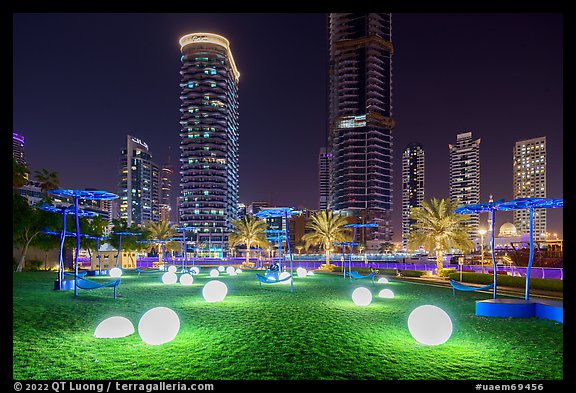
{"left": 36, "top": 203, "right": 97, "bottom": 290}
{"left": 254, "top": 208, "right": 301, "bottom": 292}
{"left": 47, "top": 189, "right": 119, "bottom": 296}
{"left": 455, "top": 197, "right": 563, "bottom": 301}
{"left": 344, "top": 223, "right": 378, "bottom": 281}
{"left": 265, "top": 229, "right": 286, "bottom": 269}
{"left": 333, "top": 241, "right": 359, "bottom": 278}
{"left": 172, "top": 225, "right": 198, "bottom": 269}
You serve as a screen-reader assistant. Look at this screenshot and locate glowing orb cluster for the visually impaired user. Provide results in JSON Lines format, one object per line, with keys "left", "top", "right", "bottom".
{"left": 202, "top": 280, "right": 228, "bottom": 302}
{"left": 378, "top": 289, "right": 395, "bottom": 298}
{"left": 377, "top": 277, "right": 389, "bottom": 284}
{"left": 209, "top": 269, "right": 220, "bottom": 277}
{"left": 109, "top": 267, "right": 123, "bottom": 278}
{"left": 296, "top": 267, "right": 307, "bottom": 277}
{"left": 162, "top": 272, "right": 178, "bottom": 284}
{"left": 138, "top": 307, "right": 180, "bottom": 345}
{"left": 167, "top": 265, "right": 177, "bottom": 273}
{"left": 407, "top": 305, "right": 453, "bottom": 346}
{"left": 94, "top": 316, "right": 134, "bottom": 339}
{"left": 179, "top": 273, "right": 194, "bottom": 286}
{"left": 352, "top": 287, "right": 372, "bottom": 306}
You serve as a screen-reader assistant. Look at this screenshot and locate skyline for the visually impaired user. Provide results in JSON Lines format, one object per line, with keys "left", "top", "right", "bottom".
{"left": 12, "top": 13, "right": 563, "bottom": 242}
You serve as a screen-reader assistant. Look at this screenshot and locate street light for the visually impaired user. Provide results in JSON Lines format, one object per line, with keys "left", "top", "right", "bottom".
{"left": 478, "top": 229, "right": 487, "bottom": 274}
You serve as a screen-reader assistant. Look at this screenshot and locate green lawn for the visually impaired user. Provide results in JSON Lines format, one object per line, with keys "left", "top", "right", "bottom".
{"left": 12, "top": 268, "right": 563, "bottom": 380}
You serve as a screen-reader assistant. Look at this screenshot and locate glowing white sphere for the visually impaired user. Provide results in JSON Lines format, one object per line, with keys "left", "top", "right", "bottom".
{"left": 190, "top": 266, "right": 200, "bottom": 275}
{"left": 378, "top": 289, "right": 395, "bottom": 298}
{"left": 202, "top": 280, "right": 228, "bottom": 302}
{"left": 279, "top": 271, "right": 292, "bottom": 284}
{"left": 352, "top": 287, "right": 372, "bottom": 306}
{"left": 408, "top": 305, "right": 453, "bottom": 346}
{"left": 377, "top": 277, "right": 389, "bottom": 284}
{"left": 167, "top": 265, "right": 177, "bottom": 273}
{"left": 209, "top": 269, "right": 220, "bottom": 277}
{"left": 162, "top": 272, "right": 178, "bottom": 284}
{"left": 226, "top": 266, "right": 236, "bottom": 274}
{"left": 235, "top": 268, "right": 242, "bottom": 274}
{"left": 296, "top": 267, "right": 307, "bottom": 278}
{"left": 179, "top": 273, "right": 194, "bottom": 286}
{"left": 94, "top": 316, "right": 134, "bottom": 339}
{"left": 306, "top": 271, "right": 314, "bottom": 276}
{"left": 218, "top": 266, "right": 225, "bottom": 272}
{"left": 109, "top": 267, "right": 123, "bottom": 278}
{"left": 138, "top": 307, "right": 180, "bottom": 345}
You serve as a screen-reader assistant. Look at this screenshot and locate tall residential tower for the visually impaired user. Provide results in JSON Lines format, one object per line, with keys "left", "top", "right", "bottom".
{"left": 178, "top": 33, "right": 240, "bottom": 257}
{"left": 401, "top": 142, "right": 425, "bottom": 250}
{"left": 328, "top": 13, "right": 395, "bottom": 248}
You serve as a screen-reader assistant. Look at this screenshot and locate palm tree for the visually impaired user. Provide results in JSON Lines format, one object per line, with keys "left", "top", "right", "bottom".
{"left": 33, "top": 169, "right": 60, "bottom": 194}
{"left": 301, "top": 210, "right": 350, "bottom": 270}
{"left": 13, "top": 158, "right": 29, "bottom": 190}
{"left": 407, "top": 198, "right": 475, "bottom": 271}
{"left": 142, "top": 220, "right": 178, "bottom": 265}
{"left": 228, "top": 216, "right": 268, "bottom": 267}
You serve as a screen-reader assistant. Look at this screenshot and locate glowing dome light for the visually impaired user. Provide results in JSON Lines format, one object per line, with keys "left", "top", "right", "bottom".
{"left": 218, "top": 266, "right": 225, "bottom": 272}
{"left": 202, "top": 280, "right": 228, "bottom": 302}
{"left": 94, "top": 316, "right": 134, "bottom": 339}
{"left": 109, "top": 267, "right": 123, "bottom": 278}
{"left": 209, "top": 269, "right": 220, "bottom": 277}
{"left": 378, "top": 288, "right": 395, "bottom": 298}
{"left": 138, "top": 307, "right": 180, "bottom": 345}
{"left": 167, "top": 265, "right": 177, "bottom": 273}
{"left": 190, "top": 266, "right": 200, "bottom": 275}
{"left": 162, "top": 272, "right": 178, "bottom": 284}
{"left": 377, "top": 277, "right": 389, "bottom": 284}
{"left": 279, "top": 271, "right": 292, "bottom": 285}
{"left": 296, "top": 267, "right": 307, "bottom": 278}
{"left": 226, "top": 266, "right": 236, "bottom": 274}
{"left": 306, "top": 271, "right": 314, "bottom": 276}
{"left": 352, "top": 287, "right": 372, "bottom": 306}
{"left": 179, "top": 273, "right": 194, "bottom": 286}
{"left": 235, "top": 268, "right": 242, "bottom": 274}
{"left": 408, "top": 305, "right": 453, "bottom": 346}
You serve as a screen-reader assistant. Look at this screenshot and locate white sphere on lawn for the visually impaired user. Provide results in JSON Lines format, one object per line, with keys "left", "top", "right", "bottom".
{"left": 94, "top": 316, "right": 134, "bottom": 339}
{"left": 378, "top": 289, "right": 395, "bottom": 298}
{"left": 235, "top": 268, "right": 242, "bottom": 274}
{"left": 202, "top": 280, "right": 228, "bottom": 302}
{"left": 377, "top": 277, "right": 389, "bottom": 284}
{"left": 279, "top": 271, "right": 292, "bottom": 284}
{"left": 226, "top": 266, "right": 235, "bottom": 274}
{"left": 167, "top": 265, "right": 177, "bottom": 273}
{"left": 138, "top": 307, "right": 180, "bottom": 345}
{"left": 209, "top": 269, "right": 220, "bottom": 277}
{"left": 162, "top": 272, "right": 178, "bottom": 284}
{"left": 218, "top": 266, "right": 225, "bottom": 272}
{"left": 408, "top": 305, "right": 453, "bottom": 346}
{"left": 179, "top": 273, "right": 194, "bottom": 286}
{"left": 352, "top": 287, "right": 372, "bottom": 306}
{"left": 109, "top": 267, "right": 123, "bottom": 278}
{"left": 296, "top": 267, "right": 307, "bottom": 278}
{"left": 190, "top": 266, "right": 200, "bottom": 275}
{"left": 306, "top": 271, "right": 314, "bottom": 276}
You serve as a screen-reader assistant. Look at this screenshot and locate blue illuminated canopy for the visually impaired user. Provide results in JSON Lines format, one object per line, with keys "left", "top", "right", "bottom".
{"left": 453, "top": 199, "right": 505, "bottom": 214}
{"left": 254, "top": 207, "right": 301, "bottom": 218}
{"left": 344, "top": 223, "right": 378, "bottom": 228}
{"left": 48, "top": 189, "right": 119, "bottom": 201}
{"left": 36, "top": 203, "right": 98, "bottom": 217}
{"left": 494, "top": 197, "right": 563, "bottom": 211}
{"left": 334, "top": 241, "right": 360, "bottom": 246}
{"left": 173, "top": 226, "right": 198, "bottom": 231}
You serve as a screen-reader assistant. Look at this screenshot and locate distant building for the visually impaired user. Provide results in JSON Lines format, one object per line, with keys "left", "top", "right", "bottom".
{"left": 449, "top": 131, "right": 481, "bottom": 241}
{"left": 401, "top": 142, "right": 425, "bottom": 249}
{"left": 13, "top": 132, "right": 27, "bottom": 167}
{"left": 318, "top": 147, "right": 333, "bottom": 210}
{"left": 248, "top": 201, "right": 270, "bottom": 215}
{"left": 513, "top": 136, "right": 547, "bottom": 240}
{"left": 236, "top": 203, "right": 247, "bottom": 219}
{"left": 159, "top": 164, "right": 173, "bottom": 223}
{"left": 118, "top": 135, "right": 160, "bottom": 226}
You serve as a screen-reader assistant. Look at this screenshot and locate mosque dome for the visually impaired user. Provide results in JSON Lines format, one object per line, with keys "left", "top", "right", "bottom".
{"left": 498, "top": 222, "right": 518, "bottom": 237}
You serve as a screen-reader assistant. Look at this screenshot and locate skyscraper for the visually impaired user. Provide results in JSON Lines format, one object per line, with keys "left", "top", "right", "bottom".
{"left": 13, "top": 132, "right": 26, "bottom": 167}
{"left": 401, "top": 142, "right": 425, "bottom": 250}
{"left": 513, "top": 136, "right": 547, "bottom": 240}
{"left": 318, "top": 147, "right": 333, "bottom": 210}
{"left": 328, "top": 13, "right": 395, "bottom": 248}
{"left": 449, "top": 131, "right": 481, "bottom": 241}
{"left": 178, "top": 33, "right": 240, "bottom": 257}
{"left": 118, "top": 135, "right": 160, "bottom": 226}
{"left": 159, "top": 164, "right": 173, "bottom": 223}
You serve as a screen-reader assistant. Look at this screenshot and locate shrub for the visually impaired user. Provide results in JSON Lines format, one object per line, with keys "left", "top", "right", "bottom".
{"left": 25, "top": 260, "right": 42, "bottom": 272}
{"left": 399, "top": 269, "right": 426, "bottom": 277}
{"left": 448, "top": 272, "right": 563, "bottom": 292}
{"left": 438, "top": 268, "right": 457, "bottom": 277}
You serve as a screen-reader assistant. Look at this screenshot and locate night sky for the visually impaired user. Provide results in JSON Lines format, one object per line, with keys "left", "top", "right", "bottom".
{"left": 12, "top": 13, "right": 563, "bottom": 242}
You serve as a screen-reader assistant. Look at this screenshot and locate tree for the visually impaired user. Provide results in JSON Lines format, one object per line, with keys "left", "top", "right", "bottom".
{"left": 407, "top": 198, "right": 475, "bottom": 271}
{"left": 228, "top": 215, "right": 269, "bottom": 267}
{"left": 109, "top": 219, "right": 144, "bottom": 267}
{"left": 13, "top": 158, "right": 29, "bottom": 190}
{"left": 300, "top": 210, "right": 350, "bottom": 269}
{"left": 379, "top": 241, "right": 394, "bottom": 254}
{"left": 141, "top": 220, "right": 178, "bottom": 265}
{"left": 33, "top": 169, "right": 60, "bottom": 194}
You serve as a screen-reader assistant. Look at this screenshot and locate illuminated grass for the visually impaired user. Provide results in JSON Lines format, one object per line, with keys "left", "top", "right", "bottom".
{"left": 13, "top": 270, "right": 563, "bottom": 380}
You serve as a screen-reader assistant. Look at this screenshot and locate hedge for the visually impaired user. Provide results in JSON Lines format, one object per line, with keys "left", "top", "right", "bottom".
{"left": 448, "top": 272, "right": 563, "bottom": 292}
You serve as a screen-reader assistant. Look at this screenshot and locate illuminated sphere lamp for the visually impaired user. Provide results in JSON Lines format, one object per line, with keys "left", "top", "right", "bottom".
{"left": 226, "top": 266, "right": 235, "bottom": 274}
{"left": 209, "top": 269, "right": 220, "bottom": 278}
{"left": 279, "top": 271, "right": 292, "bottom": 284}
{"left": 202, "top": 280, "right": 228, "bottom": 302}
{"left": 377, "top": 277, "right": 389, "bottom": 284}
{"left": 179, "top": 273, "right": 194, "bottom": 286}
{"left": 235, "top": 268, "right": 242, "bottom": 274}
{"left": 109, "top": 267, "right": 123, "bottom": 278}
{"left": 407, "top": 305, "right": 453, "bottom": 346}
{"left": 218, "top": 266, "right": 225, "bottom": 272}
{"left": 138, "top": 307, "right": 180, "bottom": 345}
{"left": 167, "top": 265, "right": 177, "bottom": 273}
{"left": 306, "top": 271, "right": 314, "bottom": 276}
{"left": 162, "top": 272, "right": 178, "bottom": 284}
{"left": 190, "top": 266, "right": 200, "bottom": 275}
{"left": 296, "top": 267, "right": 307, "bottom": 278}
{"left": 352, "top": 287, "right": 372, "bottom": 306}
{"left": 378, "top": 289, "right": 395, "bottom": 298}
{"left": 94, "top": 316, "right": 134, "bottom": 339}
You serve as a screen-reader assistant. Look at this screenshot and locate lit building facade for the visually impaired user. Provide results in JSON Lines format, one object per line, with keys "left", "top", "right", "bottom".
{"left": 328, "top": 13, "right": 395, "bottom": 248}
{"left": 401, "top": 142, "right": 425, "bottom": 250}
{"left": 449, "top": 131, "right": 481, "bottom": 241}
{"left": 319, "top": 147, "right": 333, "bottom": 210}
{"left": 13, "top": 132, "right": 27, "bottom": 167}
{"left": 513, "top": 136, "right": 547, "bottom": 240}
{"left": 178, "top": 33, "right": 240, "bottom": 256}
{"left": 159, "top": 164, "right": 173, "bottom": 223}
{"left": 118, "top": 135, "right": 160, "bottom": 226}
